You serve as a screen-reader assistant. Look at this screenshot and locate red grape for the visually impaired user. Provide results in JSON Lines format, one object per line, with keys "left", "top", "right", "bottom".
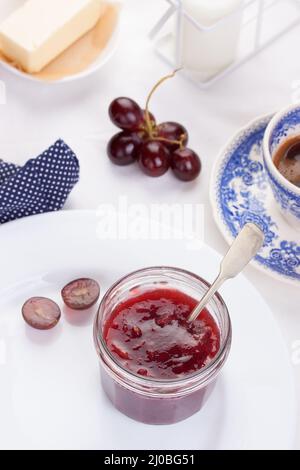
{"left": 61, "top": 278, "right": 100, "bottom": 310}
{"left": 109, "top": 98, "right": 143, "bottom": 131}
{"left": 139, "top": 140, "right": 170, "bottom": 177}
{"left": 107, "top": 74, "right": 202, "bottom": 184}
{"left": 22, "top": 297, "right": 61, "bottom": 330}
{"left": 171, "top": 148, "right": 202, "bottom": 182}
{"left": 107, "top": 131, "right": 142, "bottom": 166}
{"left": 142, "top": 110, "right": 156, "bottom": 128}
{"left": 156, "top": 122, "right": 188, "bottom": 151}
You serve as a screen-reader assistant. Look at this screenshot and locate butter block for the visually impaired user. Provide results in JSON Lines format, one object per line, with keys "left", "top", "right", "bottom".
{"left": 0, "top": 0, "right": 105, "bottom": 73}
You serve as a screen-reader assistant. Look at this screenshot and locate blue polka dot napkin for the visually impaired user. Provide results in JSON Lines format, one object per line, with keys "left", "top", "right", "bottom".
{"left": 0, "top": 139, "right": 80, "bottom": 224}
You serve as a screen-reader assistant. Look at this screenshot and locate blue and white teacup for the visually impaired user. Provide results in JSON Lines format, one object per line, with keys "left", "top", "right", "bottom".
{"left": 263, "top": 104, "right": 300, "bottom": 230}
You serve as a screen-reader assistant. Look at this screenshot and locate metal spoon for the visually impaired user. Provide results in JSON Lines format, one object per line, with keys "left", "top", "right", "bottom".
{"left": 188, "top": 223, "right": 265, "bottom": 323}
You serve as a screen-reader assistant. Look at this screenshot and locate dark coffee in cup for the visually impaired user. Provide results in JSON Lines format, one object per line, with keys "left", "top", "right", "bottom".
{"left": 273, "top": 136, "right": 300, "bottom": 187}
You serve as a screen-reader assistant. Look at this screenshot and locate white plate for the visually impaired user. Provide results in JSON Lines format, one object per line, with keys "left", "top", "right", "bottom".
{"left": 210, "top": 114, "right": 300, "bottom": 285}
{"left": 0, "top": 211, "right": 296, "bottom": 450}
{"left": 0, "top": 0, "right": 120, "bottom": 84}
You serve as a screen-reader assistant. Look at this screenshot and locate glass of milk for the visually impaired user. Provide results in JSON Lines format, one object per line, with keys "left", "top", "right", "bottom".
{"left": 179, "top": 0, "right": 243, "bottom": 81}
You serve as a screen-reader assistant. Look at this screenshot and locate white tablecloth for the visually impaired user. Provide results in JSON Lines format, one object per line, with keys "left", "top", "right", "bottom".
{"left": 0, "top": 0, "right": 299, "bottom": 449}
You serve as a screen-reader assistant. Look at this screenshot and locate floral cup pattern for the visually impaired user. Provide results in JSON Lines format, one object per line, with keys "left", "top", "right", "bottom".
{"left": 263, "top": 106, "right": 300, "bottom": 230}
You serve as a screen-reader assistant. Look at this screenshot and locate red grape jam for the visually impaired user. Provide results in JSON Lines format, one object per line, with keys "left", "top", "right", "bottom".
{"left": 104, "top": 289, "right": 220, "bottom": 380}
{"left": 95, "top": 267, "right": 231, "bottom": 425}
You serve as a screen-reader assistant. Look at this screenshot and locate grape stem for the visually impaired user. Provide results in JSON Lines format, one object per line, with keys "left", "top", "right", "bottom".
{"left": 144, "top": 69, "right": 187, "bottom": 149}
{"left": 155, "top": 135, "right": 186, "bottom": 150}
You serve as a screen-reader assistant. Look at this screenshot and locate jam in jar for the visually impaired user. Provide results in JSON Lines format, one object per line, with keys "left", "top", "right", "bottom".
{"left": 94, "top": 267, "right": 231, "bottom": 425}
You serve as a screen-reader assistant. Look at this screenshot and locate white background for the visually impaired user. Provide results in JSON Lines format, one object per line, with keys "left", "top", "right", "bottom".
{"left": 0, "top": 0, "right": 299, "bottom": 448}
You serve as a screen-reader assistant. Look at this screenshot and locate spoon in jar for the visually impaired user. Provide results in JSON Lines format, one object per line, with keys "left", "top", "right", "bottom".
{"left": 188, "top": 223, "right": 265, "bottom": 323}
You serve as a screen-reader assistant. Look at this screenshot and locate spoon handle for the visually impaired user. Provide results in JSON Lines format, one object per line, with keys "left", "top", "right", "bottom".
{"left": 188, "top": 223, "right": 264, "bottom": 323}
{"left": 188, "top": 273, "right": 225, "bottom": 323}
{"left": 218, "top": 223, "right": 265, "bottom": 280}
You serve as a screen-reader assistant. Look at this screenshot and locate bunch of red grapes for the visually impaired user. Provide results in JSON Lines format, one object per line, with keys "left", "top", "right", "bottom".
{"left": 107, "top": 74, "right": 202, "bottom": 182}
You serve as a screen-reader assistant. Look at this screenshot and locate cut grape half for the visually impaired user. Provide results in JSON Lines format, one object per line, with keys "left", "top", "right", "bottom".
{"left": 61, "top": 278, "right": 100, "bottom": 310}
{"left": 22, "top": 297, "right": 61, "bottom": 330}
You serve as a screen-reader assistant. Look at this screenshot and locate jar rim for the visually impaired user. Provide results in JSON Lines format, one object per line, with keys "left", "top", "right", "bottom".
{"left": 94, "top": 266, "right": 232, "bottom": 391}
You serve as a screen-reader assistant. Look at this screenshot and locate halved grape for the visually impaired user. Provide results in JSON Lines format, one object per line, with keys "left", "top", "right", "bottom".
{"left": 22, "top": 297, "right": 61, "bottom": 330}
{"left": 61, "top": 278, "right": 100, "bottom": 310}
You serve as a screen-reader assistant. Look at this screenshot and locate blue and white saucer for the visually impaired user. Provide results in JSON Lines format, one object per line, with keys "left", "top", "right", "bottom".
{"left": 210, "top": 114, "right": 300, "bottom": 285}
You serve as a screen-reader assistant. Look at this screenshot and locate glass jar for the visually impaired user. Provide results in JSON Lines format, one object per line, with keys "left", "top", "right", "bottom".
{"left": 93, "top": 267, "right": 232, "bottom": 425}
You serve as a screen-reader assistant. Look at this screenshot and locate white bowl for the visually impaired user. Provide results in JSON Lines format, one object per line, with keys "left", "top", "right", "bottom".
{"left": 0, "top": 1, "right": 121, "bottom": 85}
